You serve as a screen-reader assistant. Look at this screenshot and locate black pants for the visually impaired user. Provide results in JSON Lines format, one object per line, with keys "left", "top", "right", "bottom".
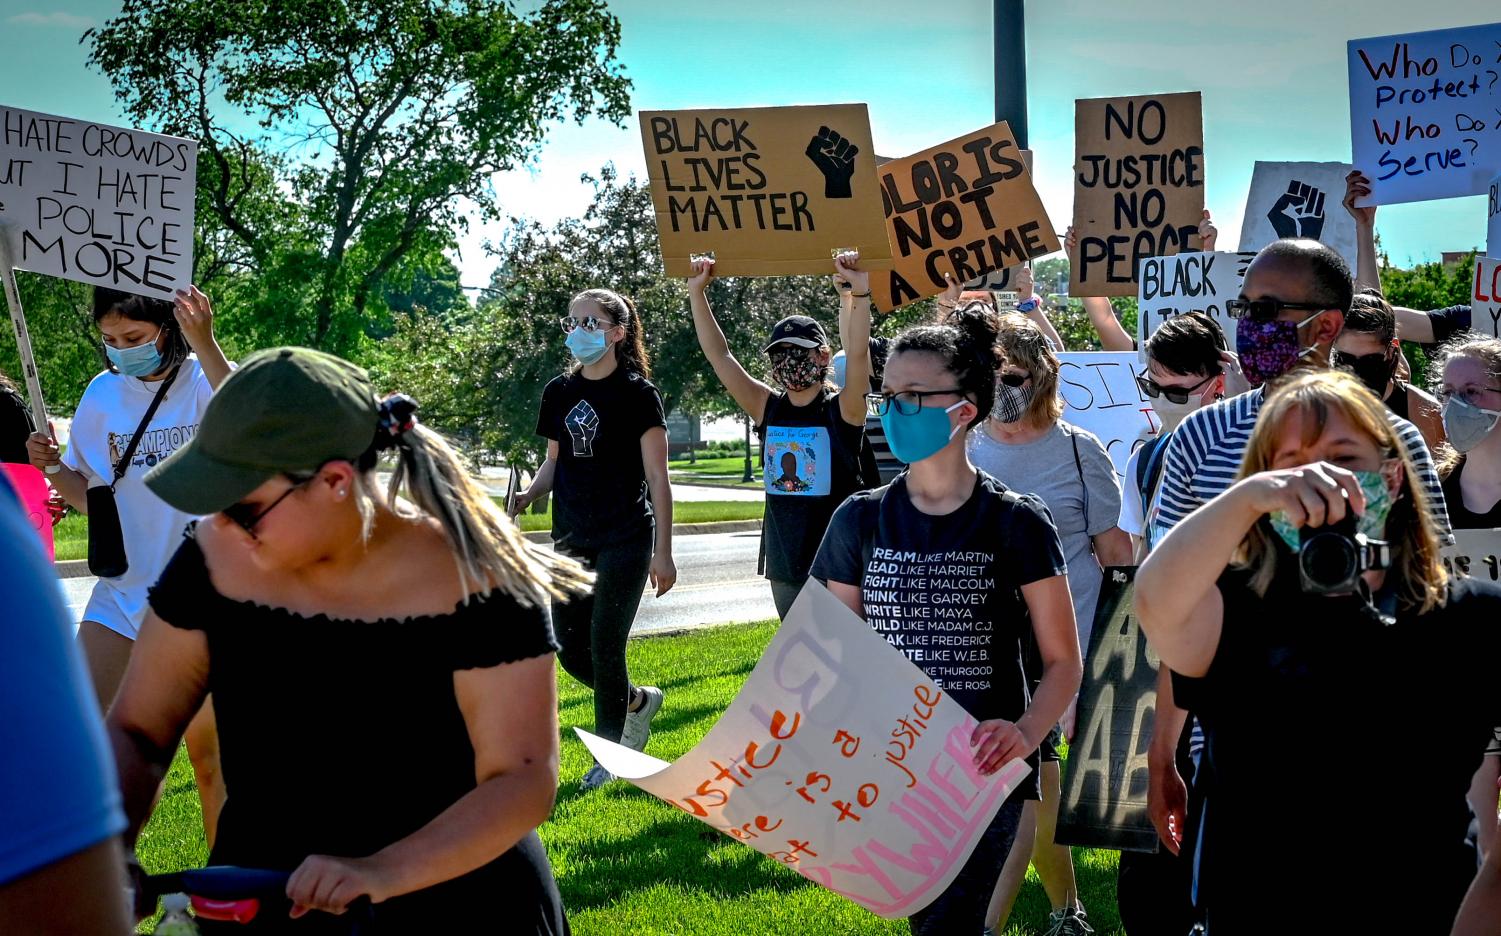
{"left": 908, "top": 797, "right": 1025, "bottom": 935}
{"left": 552, "top": 528, "right": 653, "bottom": 744}
{"left": 769, "top": 577, "right": 804, "bottom": 620}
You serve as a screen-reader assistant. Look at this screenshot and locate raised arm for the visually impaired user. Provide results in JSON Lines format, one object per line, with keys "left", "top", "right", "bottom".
{"left": 833, "top": 252, "right": 872, "bottom": 426}
{"left": 174, "top": 286, "right": 232, "bottom": 389}
{"left": 1066, "top": 226, "right": 1134, "bottom": 351}
{"left": 1343, "top": 171, "right": 1381, "bottom": 294}
{"left": 685, "top": 259, "right": 773, "bottom": 419}
{"left": 1015, "top": 265, "right": 1066, "bottom": 351}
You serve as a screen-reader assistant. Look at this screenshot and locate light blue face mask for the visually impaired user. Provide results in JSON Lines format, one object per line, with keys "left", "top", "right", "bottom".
{"left": 566, "top": 327, "right": 611, "bottom": 366}
{"left": 105, "top": 327, "right": 164, "bottom": 378}
{"left": 1269, "top": 469, "right": 1394, "bottom": 552}
{"left": 881, "top": 400, "right": 966, "bottom": 465}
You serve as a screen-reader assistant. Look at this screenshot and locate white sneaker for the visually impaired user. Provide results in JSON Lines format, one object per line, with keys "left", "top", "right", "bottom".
{"left": 620, "top": 686, "right": 664, "bottom": 752}
{"left": 580, "top": 763, "right": 614, "bottom": 791}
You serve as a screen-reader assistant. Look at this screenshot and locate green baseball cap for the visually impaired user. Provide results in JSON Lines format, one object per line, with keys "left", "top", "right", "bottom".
{"left": 145, "top": 347, "right": 379, "bottom": 515}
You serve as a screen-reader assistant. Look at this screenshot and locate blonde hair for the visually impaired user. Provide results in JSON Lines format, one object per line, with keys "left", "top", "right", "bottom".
{"left": 995, "top": 312, "right": 1063, "bottom": 428}
{"left": 1234, "top": 369, "right": 1446, "bottom": 612}
{"left": 1428, "top": 334, "right": 1501, "bottom": 478}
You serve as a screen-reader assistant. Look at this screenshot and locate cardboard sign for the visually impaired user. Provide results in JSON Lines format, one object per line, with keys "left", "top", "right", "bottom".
{"left": 1136, "top": 251, "right": 1256, "bottom": 354}
{"left": 1441, "top": 528, "right": 1501, "bottom": 582}
{"left": 1489, "top": 171, "right": 1500, "bottom": 258}
{"left": 870, "top": 122, "right": 1058, "bottom": 312}
{"left": 1071, "top": 93, "right": 1205, "bottom": 297}
{"left": 1056, "top": 351, "right": 1159, "bottom": 478}
{"left": 1347, "top": 23, "right": 1501, "bottom": 206}
{"left": 579, "top": 581, "right": 1031, "bottom": 919}
{"left": 1, "top": 463, "right": 54, "bottom": 560}
{"left": 1056, "top": 569, "right": 1161, "bottom": 853}
{"left": 1238, "top": 161, "right": 1358, "bottom": 263}
{"left": 641, "top": 104, "right": 892, "bottom": 277}
{"left": 1475, "top": 256, "right": 1501, "bottom": 338}
{"left": 0, "top": 105, "right": 196, "bottom": 296}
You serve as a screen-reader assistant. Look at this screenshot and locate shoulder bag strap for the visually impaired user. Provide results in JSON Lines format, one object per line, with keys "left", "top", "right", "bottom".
{"left": 111, "top": 365, "right": 181, "bottom": 488}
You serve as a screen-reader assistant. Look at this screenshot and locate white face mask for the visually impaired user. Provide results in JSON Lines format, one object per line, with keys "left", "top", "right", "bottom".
{"left": 1149, "top": 394, "right": 1202, "bottom": 432}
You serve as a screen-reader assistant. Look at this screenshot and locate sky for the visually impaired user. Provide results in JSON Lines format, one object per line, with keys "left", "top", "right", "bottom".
{"left": 2, "top": 0, "right": 1497, "bottom": 290}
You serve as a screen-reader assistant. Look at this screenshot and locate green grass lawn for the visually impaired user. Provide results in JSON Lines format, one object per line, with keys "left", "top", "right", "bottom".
{"left": 668, "top": 454, "right": 763, "bottom": 489}
{"left": 135, "top": 620, "right": 1120, "bottom": 935}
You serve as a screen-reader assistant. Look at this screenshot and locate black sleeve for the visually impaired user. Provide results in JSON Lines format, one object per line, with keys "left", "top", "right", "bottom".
{"left": 810, "top": 494, "right": 867, "bottom": 586}
{"left": 442, "top": 592, "right": 560, "bottom": 671}
{"left": 1169, "top": 571, "right": 1247, "bottom": 713}
{"left": 147, "top": 530, "right": 217, "bottom": 630}
{"left": 1427, "top": 305, "right": 1471, "bottom": 344}
{"left": 1005, "top": 493, "right": 1068, "bottom": 586}
{"left": 0, "top": 390, "right": 34, "bottom": 464}
{"left": 637, "top": 379, "right": 667, "bottom": 436}
{"left": 535, "top": 380, "right": 559, "bottom": 442}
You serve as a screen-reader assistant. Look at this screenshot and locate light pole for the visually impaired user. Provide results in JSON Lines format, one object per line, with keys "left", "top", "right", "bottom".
{"left": 994, "top": 0, "right": 1028, "bottom": 148}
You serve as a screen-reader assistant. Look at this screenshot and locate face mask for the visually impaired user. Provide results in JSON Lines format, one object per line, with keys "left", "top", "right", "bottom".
{"left": 770, "top": 350, "right": 821, "bottom": 392}
{"left": 1269, "top": 469, "right": 1394, "bottom": 553}
{"left": 992, "top": 382, "right": 1033, "bottom": 424}
{"left": 882, "top": 400, "right": 966, "bottom": 464}
{"left": 1235, "top": 310, "right": 1324, "bottom": 387}
{"left": 105, "top": 327, "right": 164, "bottom": 378}
{"left": 566, "top": 327, "right": 610, "bottom": 366}
{"left": 1442, "top": 396, "right": 1501, "bottom": 453}
{"left": 1149, "top": 394, "right": 1202, "bottom": 432}
{"left": 1334, "top": 349, "right": 1397, "bottom": 398}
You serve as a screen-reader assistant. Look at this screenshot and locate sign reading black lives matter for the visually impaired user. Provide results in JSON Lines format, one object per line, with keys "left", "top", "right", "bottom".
{"left": 1057, "top": 568, "right": 1162, "bottom": 853}
{"left": 0, "top": 105, "right": 196, "bottom": 295}
{"left": 640, "top": 104, "right": 891, "bottom": 278}
{"left": 1071, "top": 92, "right": 1204, "bottom": 297}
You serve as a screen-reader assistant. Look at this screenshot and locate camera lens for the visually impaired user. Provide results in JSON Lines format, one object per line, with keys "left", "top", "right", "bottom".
{"left": 1301, "top": 532, "right": 1358, "bottom": 589}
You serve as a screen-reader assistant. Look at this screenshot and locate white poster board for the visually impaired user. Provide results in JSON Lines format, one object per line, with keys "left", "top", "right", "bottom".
{"left": 0, "top": 105, "right": 196, "bottom": 296}
{"left": 1348, "top": 23, "right": 1501, "bottom": 206}
{"left": 579, "top": 581, "right": 1030, "bottom": 920}
{"left": 1473, "top": 256, "right": 1501, "bottom": 338}
{"left": 1238, "top": 161, "right": 1358, "bottom": 263}
{"left": 1488, "top": 171, "right": 1500, "bottom": 259}
{"left": 1441, "top": 529, "right": 1501, "bottom": 583}
{"left": 1136, "top": 251, "right": 1255, "bottom": 354}
{"left": 1056, "top": 351, "right": 1159, "bottom": 478}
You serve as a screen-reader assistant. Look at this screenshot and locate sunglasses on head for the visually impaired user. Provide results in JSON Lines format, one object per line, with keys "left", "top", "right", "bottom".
{"left": 998, "top": 372, "right": 1028, "bottom": 388}
{"left": 1225, "top": 298, "right": 1328, "bottom": 321}
{"left": 1136, "top": 371, "right": 1217, "bottom": 405}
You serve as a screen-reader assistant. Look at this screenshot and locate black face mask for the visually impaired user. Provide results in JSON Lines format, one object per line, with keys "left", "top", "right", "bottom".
{"left": 1334, "top": 348, "right": 1396, "bottom": 397}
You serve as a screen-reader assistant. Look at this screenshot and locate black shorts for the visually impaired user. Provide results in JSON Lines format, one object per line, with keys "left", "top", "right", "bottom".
{"left": 1038, "top": 722, "right": 1063, "bottom": 763}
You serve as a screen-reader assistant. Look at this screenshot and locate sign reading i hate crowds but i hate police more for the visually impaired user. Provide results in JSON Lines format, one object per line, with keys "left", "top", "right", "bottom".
{"left": 0, "top": 104, "right": 196, "bottom": 295}
{"left": 640, "top": 104, "right": 892, "bottom": 278}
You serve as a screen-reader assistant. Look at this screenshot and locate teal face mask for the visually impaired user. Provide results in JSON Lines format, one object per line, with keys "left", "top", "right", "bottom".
{"left": 1269, "top": 469, "right": 1394, "bottom": 552}
{"left": 881, "top": 400, "right": 966, "bottom": 464}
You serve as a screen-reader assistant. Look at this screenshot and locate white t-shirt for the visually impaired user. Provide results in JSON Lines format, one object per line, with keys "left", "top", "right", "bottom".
{"left": 63, "top": 356, "right": 216, "bottom": 639}
{"left": 1119, "top": 445, "right": 1146, "bottom": 538}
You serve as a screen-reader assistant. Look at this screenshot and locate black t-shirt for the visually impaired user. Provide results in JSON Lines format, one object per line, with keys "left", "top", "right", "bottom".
{"left": 1443, "top": 456, "right": 1501, "bottom": 529}
{"left": 758, "top": 389, "right": 866, "bottom": 583}
{"left": 1173, "top": 567, "right": 1501, "bottom": 935}
{"left": 1426, "top": 304, "right": 1472, "bottom": 344}
{"left": 0, "top": 386, "right": 33, "bottom": 464}
{"left": 811, "top": 471, "right": 1068, "bottom": 800}
{"left": 537, "top": 367, "right": 666, "bottom": 550}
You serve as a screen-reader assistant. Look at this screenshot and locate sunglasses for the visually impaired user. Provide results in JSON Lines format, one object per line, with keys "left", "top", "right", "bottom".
{"left": 222, "top": 477, "right": 312, "bottom": 538}
{"left": 998, "top": 372, "right": 1029, "bottom": 388}
{"left": 558, "top": 316, "right": 614, "bottom": 334}
{"left": 1136, "top": 371, "right": 1217, "bottom": 405}
{"left": 1332, "top": 349, "right": 1392, "bottom": 368}
{"left": 1225, "top": 298, "right": 1328, "bottom": 321}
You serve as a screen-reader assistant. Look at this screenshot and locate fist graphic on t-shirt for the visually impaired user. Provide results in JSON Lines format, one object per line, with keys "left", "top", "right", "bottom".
{"left": 565, "top": 400, "right": 600, "bottom": 457}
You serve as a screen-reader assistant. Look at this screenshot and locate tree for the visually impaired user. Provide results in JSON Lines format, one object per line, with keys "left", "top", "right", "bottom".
{"left": 86, "top": 0, "right": 631, "bottom": 354}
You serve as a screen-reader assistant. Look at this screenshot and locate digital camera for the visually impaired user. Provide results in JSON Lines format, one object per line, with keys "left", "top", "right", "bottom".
{"left": 1296, "top": 512, "right": 1391, "bottom": 595}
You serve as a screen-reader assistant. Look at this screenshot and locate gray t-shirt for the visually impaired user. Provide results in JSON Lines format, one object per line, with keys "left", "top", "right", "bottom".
{"left": 967, "top": 420, "right": 1122, "bottom": 649}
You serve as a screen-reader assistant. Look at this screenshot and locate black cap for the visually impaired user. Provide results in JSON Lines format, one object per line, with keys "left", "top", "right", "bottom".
{"left": 762, "top": 316, "right": 829, "bottom": 353}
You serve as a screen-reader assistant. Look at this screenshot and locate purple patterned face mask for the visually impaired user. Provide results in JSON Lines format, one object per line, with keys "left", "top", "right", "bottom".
{"left": 1235, "top": 310, "right": 1325, "bottom": 387}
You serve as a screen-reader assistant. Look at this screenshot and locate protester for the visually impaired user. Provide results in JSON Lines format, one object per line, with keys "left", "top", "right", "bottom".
{"left": 0, "top": 477, "right": 130, "bottom": 936}
{"left": 937, "top": 266, "right": 1065, "bottom": 352}
{"left": 1136, "top": 368, "right": 1501, "bottom": 934}
{"left": 1431, "top": 336, "right": 1501, "bottom": 857}
{"left": 1334, "top": 288, "right": 1446, "bottom": 448}
{"left": 1, "top": 368, "right": 32, "bottom": 464}
{"left": 686, "top": 253, "right": 871, "bottom": 619}
{"left": 25, "top": 285, "right": 231, "bottom": 846}
{"left": 510, "top": 287, "right": 675, "bottom": 791}
{"left": 966, "top": 311, "right": 1129, "bottom": 936}
{"left": 833, "top": 336, "right": 902, "bottom": 485}
{"left": 108, "top": 347, "right": 589, "bottom": 932}
{"left": 811, "top": 304, "right": 1082, "bottom": 936}
{"left": 1344, "top": 170, "right": 1471, "bottom": 344}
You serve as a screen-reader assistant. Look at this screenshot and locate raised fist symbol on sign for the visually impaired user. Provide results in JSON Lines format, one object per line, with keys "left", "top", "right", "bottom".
{"left": 1267, "top": 180, "right": 1327, "bottom": 241}
{"left": 804, "top": 126, "right": 859, "bottom": 199}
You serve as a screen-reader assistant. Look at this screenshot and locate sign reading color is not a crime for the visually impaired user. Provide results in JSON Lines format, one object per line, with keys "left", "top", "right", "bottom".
{"left": 0, "top": 105, "right": 196, "bottom": 295}
{"left": 870, "top": 121, "right": 1059, "bottom": 312}
{"left": 641, "top": 104, "right": 892, "bottom": 278}
{"left": 1071, "top": 92, "right": 1204, "bottom": 297}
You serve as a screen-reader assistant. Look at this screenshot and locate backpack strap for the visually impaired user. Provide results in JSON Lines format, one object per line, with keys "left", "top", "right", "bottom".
{"left": 1135, "top": 434, "right": 1172, "bottom": 529}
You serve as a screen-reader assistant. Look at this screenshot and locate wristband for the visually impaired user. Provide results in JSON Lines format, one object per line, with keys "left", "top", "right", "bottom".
{"left": 1015, "top": 296, "right": 1041, "bottom": 313}
{"left": 837, "top": 281, "right": 853, "bottom": 291}
{"left": 850, "top": 291, "right": 871, "bottom": 299}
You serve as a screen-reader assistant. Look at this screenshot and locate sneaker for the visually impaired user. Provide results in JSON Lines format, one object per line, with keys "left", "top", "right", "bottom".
{"left": 982, "top": 929, "right": 997, "bottom": 936}
{"left": 580, "top": 763, "right": 615, "bottom": 791}
{"left": 1043, "top": 907, "right": 1094, "bottom": 936}
{"left": 620, "top": 686, "right": 664, "bottom": 752}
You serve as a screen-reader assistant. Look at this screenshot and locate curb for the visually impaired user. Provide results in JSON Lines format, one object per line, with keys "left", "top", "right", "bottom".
{"left": 55, "top": 520, "right": 764, "bottom": 577}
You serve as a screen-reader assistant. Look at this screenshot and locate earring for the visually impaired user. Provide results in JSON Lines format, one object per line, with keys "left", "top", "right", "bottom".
{"left": 338, "top": 489, "right": 347, "bottom": 497}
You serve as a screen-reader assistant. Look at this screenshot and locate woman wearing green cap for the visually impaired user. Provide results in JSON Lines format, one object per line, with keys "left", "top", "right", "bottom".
{"left": 106, "top": 347, "right": 591, "bottom": 932}
{"left": 685, "top": 252, "right": 872, "bottom": 620}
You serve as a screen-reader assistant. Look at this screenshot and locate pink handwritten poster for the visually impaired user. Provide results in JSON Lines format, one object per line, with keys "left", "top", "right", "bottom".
{"left": 2, "top": 463, "right": 54, "bottom": 560}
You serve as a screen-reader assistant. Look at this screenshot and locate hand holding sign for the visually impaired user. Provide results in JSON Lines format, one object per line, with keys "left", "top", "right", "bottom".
{"left": 1267, "top": 181, "right": 1328, "bottom": 240}
{"left": 1343, "top": 170, "right": 1376, "bottom": 227}
{"left": 1197, "top": 210, "right": 1218, "bottom": 251}
{"left": 832, "top": 250, "right": 868, "bottom": 295}
{"left": 172, "top": 286, "right": 215, "bottom": 353}
{"left": 804, "top": 126, "right": 858, "bottom": 199}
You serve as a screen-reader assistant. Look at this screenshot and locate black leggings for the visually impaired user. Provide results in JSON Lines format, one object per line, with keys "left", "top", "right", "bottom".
{"left": 552, "top": 528, "right": 653, "bottom": 744}
{"left": 907, "top": 797, "right": 1025, "bottom": 934}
